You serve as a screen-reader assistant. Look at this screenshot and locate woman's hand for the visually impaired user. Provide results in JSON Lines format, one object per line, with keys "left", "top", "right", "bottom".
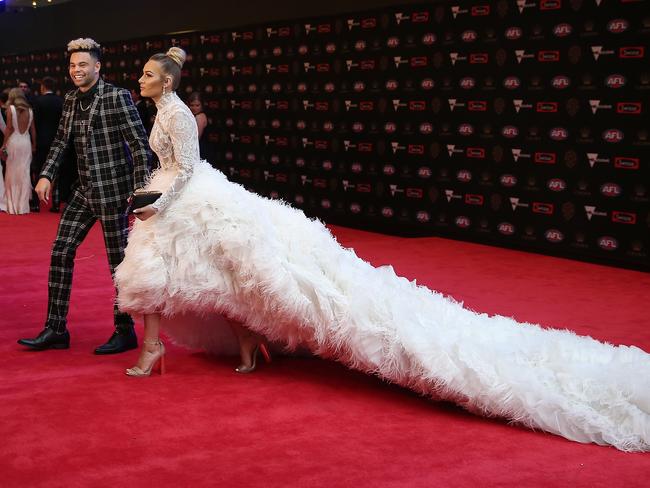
{"left": 132, "top": 204, "right": 157, "bottom": 221}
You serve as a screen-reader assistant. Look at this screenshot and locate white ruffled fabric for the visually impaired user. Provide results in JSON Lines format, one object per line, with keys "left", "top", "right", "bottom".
{"left": 115, "top": 93, "right": 650, "bottom": 452}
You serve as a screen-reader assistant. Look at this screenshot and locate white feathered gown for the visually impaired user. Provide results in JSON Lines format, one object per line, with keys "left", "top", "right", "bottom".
{"left": 115, "top": 92, "right": 650, "bottom": 452}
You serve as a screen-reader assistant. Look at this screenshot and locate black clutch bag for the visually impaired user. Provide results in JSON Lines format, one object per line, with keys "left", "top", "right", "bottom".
{"left": 129, "top": 191, "right": 162, "bottom": 213}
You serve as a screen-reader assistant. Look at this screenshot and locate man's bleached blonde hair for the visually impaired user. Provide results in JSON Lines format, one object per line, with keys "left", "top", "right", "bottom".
{"left": 67, "top": 37, "right": 102, "bottom": 60}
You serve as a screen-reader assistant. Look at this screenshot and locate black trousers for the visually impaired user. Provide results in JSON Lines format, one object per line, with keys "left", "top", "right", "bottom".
{"left": 46, "top": 188, "right": 133, "bottom": 333}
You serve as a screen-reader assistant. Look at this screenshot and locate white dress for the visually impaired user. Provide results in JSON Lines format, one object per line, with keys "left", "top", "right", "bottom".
{"left": 4, "top": 105, "right": 33, "bottom": 215}
{"left": 115, "top": 92, "right": 650, "bottom": 452}
{"left": 0, "top": 108, "right": 6, "bottom": 212}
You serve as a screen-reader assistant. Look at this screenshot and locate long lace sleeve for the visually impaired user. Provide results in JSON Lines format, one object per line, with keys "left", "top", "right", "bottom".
{"left": 151, "top": 106, "right": 200, "bottom": 213}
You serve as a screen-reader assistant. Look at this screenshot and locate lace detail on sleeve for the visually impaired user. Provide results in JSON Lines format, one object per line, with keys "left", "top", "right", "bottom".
{"left": 151, "top": 104, "right": 200, "bottom": 213}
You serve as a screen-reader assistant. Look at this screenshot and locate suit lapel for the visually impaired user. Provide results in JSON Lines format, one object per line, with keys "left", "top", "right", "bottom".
{"left": 84, "top": 78, "right": 105, "bottom": 148}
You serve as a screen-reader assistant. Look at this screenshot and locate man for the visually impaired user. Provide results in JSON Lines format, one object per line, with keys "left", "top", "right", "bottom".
{"left": 31, "top": 76, "right": 64, "bottom": 212}
{"left": 18, "top": 38, "right": 151, "bottom": 353}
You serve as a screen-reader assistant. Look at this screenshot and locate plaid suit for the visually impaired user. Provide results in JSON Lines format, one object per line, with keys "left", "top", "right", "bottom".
{"left": 40, "top": 79, "right": 151, "bottom": 333}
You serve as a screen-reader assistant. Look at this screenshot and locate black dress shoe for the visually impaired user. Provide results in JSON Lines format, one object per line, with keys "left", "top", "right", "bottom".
{"left": 94, "top": 328, "right": 138, "bottom": 355}
{"left": 18, "top": 328, "right": 70, "bottom": 350}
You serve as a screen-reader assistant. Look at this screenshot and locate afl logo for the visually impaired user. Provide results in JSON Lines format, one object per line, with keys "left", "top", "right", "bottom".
{"left": 298, "top": 45, "right": 309, "bottom": 55}
{"left": 321, "top": 199, "right": 332, "bottom": 209}
{"left": 350, "top": 203, "right": 362, "bottom": 214}
{"left": 605, "top": 74, "right": 626, "bottom": 89}
{"left": 505, "top": 27, "right": 522, "bottom": 40}
{"left": 421, "top": 78, "right": 435, "bottom": 90}
{"left": 501, "top": 126, "right": 519, "bottom": 138}
{"left": 419, "top": 122, "right": 433, "bottom": 134}
{"left": 600, "top": 183, "right": 622, "bottom": 197}
{"left": 297, "top": 82, "right": 308, "bottom": 93}
{"left": 323, "top": 121, "right": 334, "bottom": 132}
{"left": 416, "top": 211, "right": 431, "bottom": 223}
{"left": 385, "top": 79, "right": 399, "bottom": 91}
{"left": 387, "top": 37, "right": 400, "bottom": 48}
{"left": 384, "top": 122, "right": 397, "bottom": 133}
{"left": 383, "top": 164, "right": 396, "bottom": 175}
{"left": 418, "top": 167, "right": 432, "bottom": 178}
{"left": 602, "top": 129, "right": 624, "bottom": 143}
{"left": 458, "top": 123, "right": 474, "bottom": 136}
{"left": 226, "top": 84, "right": 235, "bottom": 93}
{"left": 553, "top": 23, "right": 573, "bottom": 37}
{"left": 272, "top": 83, "right": 282, "bottom": 92}
{"left": 607, "top": 19, "right": 629, "bottom": 34}
{"left": 422, "top": 33, "right": 436, "bottom": 45}
{"left": 272, "top": 47, "right": 283, "bottom": 56}
{"left": 248, "top": 49, "right": 258, "bottom": 58}
{"left": 226, "top": 50, "right": 235, "bottom": 60}
{"left": 462, "top": 30, "right": 478, "bottom": 42}
{"left": 455, "top": 216, "right": 471, "bottom": 228}
{"left": 351, "top": 163, "right": 363, "bottom": 173}
{"left": 500, "top": 174, "right": 517, "bottom": 187}
{"left": 549, "top": 127, "right": 569, "bottom": 141}
{"left": 544, "top": 229, "right": 564, "bottom": 243}
{"left": 324, "top": 82, "right": 336, "bottom": 93}
{"left": 352, "top": 122, "right": 364, "bottom": 133}
{"left": 547, "top": 179, "right": 566, "bottom": 192}
{"left": 457, "top": 170, "right": 472, "bottom": 182}
{"left": 598, "top": 236, "right": 618, "bottom": 251}
{"left": 354, "top": 81, "right": 366, "bottom": 92}
{"left": 503, "top": 77, "right": 521, "bottom": 89}
{"left": 271, "top": 119, "right": 281, "bottom": 129}
{"left": 551, "top": 75, "right": 571, "bottom": 89}
{"left": 355, "top": 40, "right": 367, "bottom": 51}
{"left": 498, "top": 222, "right": 515, "bottom": 236}
{"left": 325, "top": 43, "right": 337, "bottom": 54}
{"left": 460, "top": 77, "right": 476, "bottom": 89}
{"left": 296, "top": 120, "right": 306, "bottom": 130}
{"left": 322, "top": 160, "right": 333, "bottom": 170}
{"left": 381, "top": 207, "right": 394, "bottom": 218}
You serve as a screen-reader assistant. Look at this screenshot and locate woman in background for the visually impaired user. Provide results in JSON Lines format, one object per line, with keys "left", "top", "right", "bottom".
{"left": 186, "top": 91, "right": 210, "bottom": 161}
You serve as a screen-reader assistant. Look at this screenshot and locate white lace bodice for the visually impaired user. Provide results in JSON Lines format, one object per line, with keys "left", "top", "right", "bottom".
{"left": 149, "top": 92, "right": 200, "bottom": 212}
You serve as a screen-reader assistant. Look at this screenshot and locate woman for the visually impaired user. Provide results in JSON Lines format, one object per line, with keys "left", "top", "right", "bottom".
{"left": 186, "top": 91, "right": 210, "bottom": 161}
{"left": 116, "top": 48, "right": 650, "bottom": 452}
{"left": 1, "top": 88, "right": 35, "bottom": 214}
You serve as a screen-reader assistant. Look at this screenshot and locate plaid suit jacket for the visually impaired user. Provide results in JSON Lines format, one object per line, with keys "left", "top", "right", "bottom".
{"left": 40, "top": 78, "right": 151, "bottom": 208}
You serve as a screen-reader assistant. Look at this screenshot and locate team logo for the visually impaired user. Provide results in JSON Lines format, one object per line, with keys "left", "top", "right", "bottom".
{"left": 462, "top": 30, "right": 478, "bottom": 42}
{"left": 419, "top": 122, "right": 433, "bottom": 134}
{"left": 384, "top": 122, "right": 398, "bottom": 133}
{"left": 421, "top": 78, "right": 435, "bottom": 90}
{"left": 597, "top": 236, "right": 618, "bottom": 251}
{"left": 386, "top": 36, "right": 400, "bottom": 48}
{"left": 458, "top": 123, "right": 474, "bottom": 136}
{"left": 600, "top": 183, "right": 622, "bottom": 197}
{"left": 416, "top": 211, "right": 431, "bottom": 223}
{"left": 418, "top": 167, "right": 432, "bottom": 178}
{"left": 422, "top": 33, "right": 437, "bottom": 45}
{"left": 544, "top": 229, "right": 564, "bottom": 243}
{"left": 602, "top": 129, "right": 624, "bottom": 143}
{"left": 383, "top": 164, "right": 396, "bottom": 175}
{"left": 501, "top": 126, "right": 519, "bottom": 138}
{"left": 385, "top": 79, "right": 399, "bottom": 91}
{"left": 455, "top": 216, "right": 471, "bottom": 228}
{"left": 503, "top": 76, "right": 521, "bottom": 89}
{"left": 460, "top": 77, "right": 476, "bottom": 89}
{"left": 352, "top": 122, "right": 365, "bottom": 133}
{"left": 381, "top": 207, "right": 394, "bottom": 218}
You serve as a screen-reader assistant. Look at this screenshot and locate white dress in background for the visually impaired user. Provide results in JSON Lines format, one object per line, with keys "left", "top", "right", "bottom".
{"left": 0, "top": 108, "right": 6, "bottom": 212}
{"left": 4, "top": 105, "right": 33, "bottom": 214}
{"left": 115, "top": 92, "right": 650, "bottom": 452}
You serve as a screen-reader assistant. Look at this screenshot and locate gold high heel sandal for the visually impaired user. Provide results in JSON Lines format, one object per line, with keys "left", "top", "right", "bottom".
{"left": 125, "top": 339, "right": 166, "bottom": 377}
{"left": 235, "top": 342, "right": 271, "bottom": 374}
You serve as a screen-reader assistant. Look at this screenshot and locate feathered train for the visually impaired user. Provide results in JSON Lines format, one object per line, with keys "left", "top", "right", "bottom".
{"left": 116, "top": 160, "right": 650, "bottom": 452}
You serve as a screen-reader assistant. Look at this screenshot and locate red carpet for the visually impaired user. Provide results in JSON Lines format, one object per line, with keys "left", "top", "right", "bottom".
{"left": 1, "top": 209, "right": 649, "bottom": 487}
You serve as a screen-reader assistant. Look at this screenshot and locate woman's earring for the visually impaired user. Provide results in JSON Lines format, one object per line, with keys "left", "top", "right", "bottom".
{"left": 162, "top": 85, "right": 167, "bottom": 95}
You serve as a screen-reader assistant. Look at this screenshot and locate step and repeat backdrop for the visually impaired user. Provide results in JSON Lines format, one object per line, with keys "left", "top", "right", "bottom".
{"left": 2, "top": 1, "right": 649, "bottom": 270}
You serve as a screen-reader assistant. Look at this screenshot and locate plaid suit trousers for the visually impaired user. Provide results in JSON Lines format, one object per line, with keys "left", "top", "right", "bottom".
{"left": 46, "top": 189, "right": 133, "bottom": 333}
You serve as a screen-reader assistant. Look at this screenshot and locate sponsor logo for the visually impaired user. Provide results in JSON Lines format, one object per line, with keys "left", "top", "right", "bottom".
{"left": 470, "top": 53, "right": 489, "bottom": 64}
{"left": 467, "top": 147, "right": 486, "bottom": 158}
{"left": 584, "top": 205, "right": 607, "bottom": 221}
{"left": 536, "top": 102, "right": 558, "bottom": 113}
{"left": 538, "top": 50, "right": 560, "bottom": 62}
{"left": 445, "top": 189, "right": 463, "bottom": 202}
{"left": 612, "top": 211, "right": 637, "bottom": 224}
{"left": 602, "top": 129, "right": 624, "bottom": 143}
{"left": 451, "top": 6, "right": 468, "bottom": 18}
{"left": 540, "top": 0, "right": 561, "bottom": 9}
{"left": 532, "top": 202, "right": 554, "bottom": 215}
{"left": 510, "top": 197, "right": 529, "bottom": 211}
{"left": 515, "top": 50, "right": 534, "bottom": 64}
{"left": 450, "top": 52, "right": 467, "bottom": 65}
{"left": 465, "top": 194, "right": 484, "bottom": 205}
{"left": 544, "top": 229, "right": 564, "bottom": 243}
{"left": 447, "top": 144, "right": 463, "bottom": 157}
{"left": 619, "top": 46, "right": 644, "bottom": 58}
{"left": 471, "top": 5, "right": 490, "bottom": 15}
{"left": 511, "top": 148, "right": 531, "bottom": 162}
{"left": 498, "top": 222, "right": 515, "bottom": 236}
{"left": 598, "top": 236, "right": 618, "bottom": 251}
{"left": 406, "top": 188, "right": 424, "bottom": 198}
{"left": 535, "top": 152, "right": 557, "bottom": 164}
{"left": 616, "top": 102, "right": 642, "bottom": 114}
{"left": 547, "top": 179, "right": 566, "bottom": 191}
{"left": 586, "top": 152, "right": 609, "bottom": 167}
{"left": 468, "top": 101, "right": 487, "bottom": 111}
{"left": 589, "top": 100, "right": 613, "bottom": 114}
{"left": 614, "top": 157, "right": 639, "bottom": 169}
{"left": 591, "top": 45, "right": 615, "bottom": 60}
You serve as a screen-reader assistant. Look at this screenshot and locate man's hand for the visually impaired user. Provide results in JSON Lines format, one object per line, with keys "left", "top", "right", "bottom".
{"left": 35, "top": 178, "right": 52, "bottom": 203}
{"left": 132, "top": 205, "right": 156, "bottom": 221}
